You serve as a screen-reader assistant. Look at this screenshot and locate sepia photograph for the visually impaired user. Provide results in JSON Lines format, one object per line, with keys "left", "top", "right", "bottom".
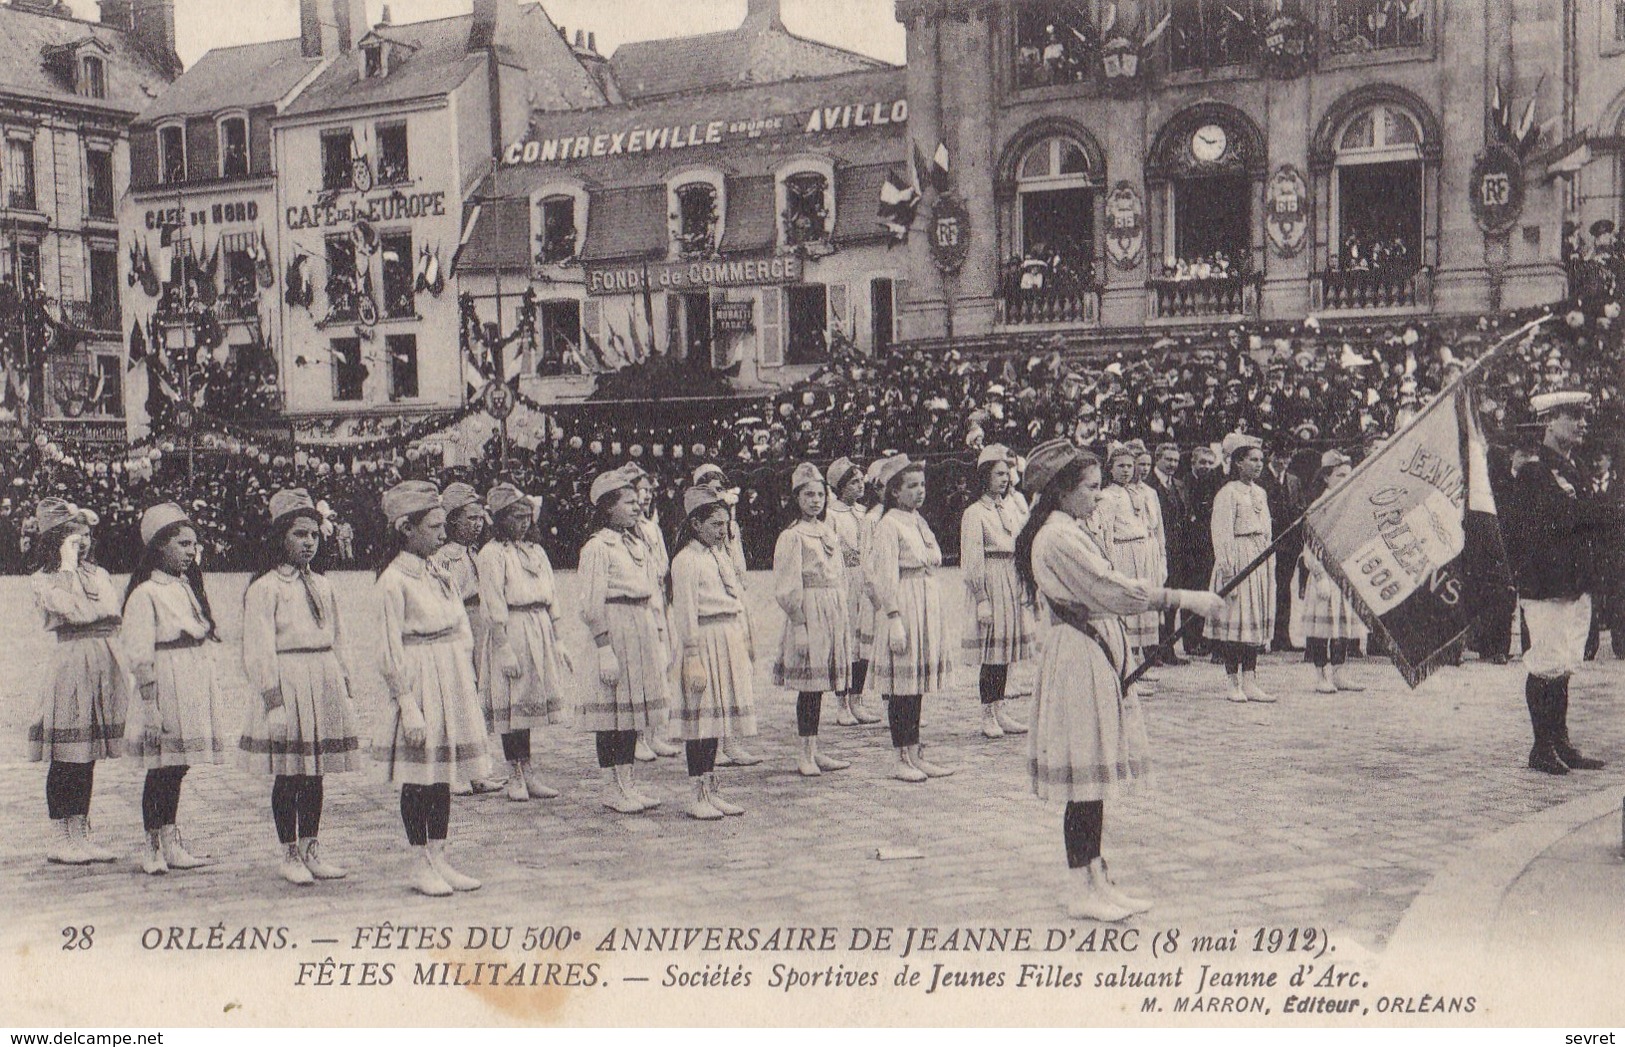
{"left": 0, "top": 0, "right": 1622, "bottom": 1030}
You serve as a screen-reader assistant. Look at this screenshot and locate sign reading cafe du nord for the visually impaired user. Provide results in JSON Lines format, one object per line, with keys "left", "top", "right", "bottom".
{"left": 586, "top": 257, "right": 803, "bottom": 296}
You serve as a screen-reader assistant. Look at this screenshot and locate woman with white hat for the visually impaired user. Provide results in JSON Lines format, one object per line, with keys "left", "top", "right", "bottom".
{"left": 868, "top": 454, "right": 955, "bottom": 782}
{"left": 434, "top": 480, "right": 507, "bottom": 796}
{"left": 1299, "top": 452, "right": 1367, "bottom": 695}
{"left": 28, "top": 497, "right": 129, "bottom": 866}
{"left": 960, "top": 444, "right": 1033, "bottom": 738}
{"left": 1207, "top": 433, "right": 1278, "bottom": 703}
{"left": 238, "top": 488, "right": 360, "bottom": 885}
{"left": 1094, "top": 442, "right": 1165, "bottom": 684}
{"left": 123, "top": 502, "right": 228, "bottom": 875}
{"left": 692, "top": 463, "right": 748, "bottom": 579}
{"left": 825, "top": 457, "right": 878, "bottom": 726}
{"left": 372, "top": 481, "right": 488, "bottom": 896}
{"left": 773, "top": 462, "right": 854, "bottom": 777}
{"left": 1015, "top": 439, "right": 1224, "bottom": 921}
{"left": 478, "top": 482, "right": 572, "bottom": 802}
{"left": 670, "top": 486, "right": 755, "bottom": 818}
{"left": 631, "top": 468, "right": 682, "bottom": 762}
{"left": 579, "top": 466, "right": 670, "bottom": 814}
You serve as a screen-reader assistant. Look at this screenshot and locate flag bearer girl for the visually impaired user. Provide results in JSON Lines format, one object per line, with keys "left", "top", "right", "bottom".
{"left": 1300, "top": 451, "right": 1367, "bottom": 695}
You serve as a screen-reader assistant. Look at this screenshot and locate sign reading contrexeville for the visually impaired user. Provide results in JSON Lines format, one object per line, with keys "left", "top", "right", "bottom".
{"left": 1303, "top": 382, "right": 1514, "bottom": 688}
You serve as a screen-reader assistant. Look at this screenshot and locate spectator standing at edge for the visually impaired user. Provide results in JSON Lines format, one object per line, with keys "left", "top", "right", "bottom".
{"left": 1261, "top": 435, "right": 1305, "bottom": 653}
{"left": 1584, "top": 445, "right": 1625, "bottom": 660}
{"left": 1147, "top": 443, "right": 1192, "bottom": 666}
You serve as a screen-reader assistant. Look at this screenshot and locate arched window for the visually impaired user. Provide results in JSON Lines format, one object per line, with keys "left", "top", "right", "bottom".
{"left": 218, "top": 115, "right": 249, "bottom": 178}
{"left": 673, "top": 181, "right": 719, "bottom": 258}
{"left": 1015, "top": 136, "right": 1095, "bottom": 290}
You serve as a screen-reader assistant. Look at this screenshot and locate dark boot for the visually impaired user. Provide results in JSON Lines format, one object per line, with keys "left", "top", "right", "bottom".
{"left": 1551, "top": 675, "right": 1606, "bottom": 770}
{"left": 1525, "top": 676, "right": 1569, "bottom": 775}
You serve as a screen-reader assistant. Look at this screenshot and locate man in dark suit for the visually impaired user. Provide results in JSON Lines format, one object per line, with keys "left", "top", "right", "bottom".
{"left": 1185, "top": 445, "right": 1224, "bottom": 656}
{"left": 1147, "top": 442, "right": 1191, "bottom": 664}
{"left": 1584, "top": 445, "right": 1625, "bottom": 660}
{"left": 1261, "top": 434, "right": 1305, "bottom": 651}
{"left": 1503, "top": 391, "right": 1607, "bottom": 774}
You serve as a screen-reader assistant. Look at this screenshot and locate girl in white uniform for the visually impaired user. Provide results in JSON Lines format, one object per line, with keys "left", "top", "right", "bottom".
{"left": 238, "top": 488, "right": 360, "bottom": 885}
{"left": 960, "top": 444, "right": 1034, "bottom": 738}
{"left": 773, "top": 462, "right": 854, "bottom": 777}
{"left": 1299, "top": 452, "right": 1368, "bottom": 694}
{"left": 1094, "top": 443, "right": 1165, "bottom": 680}
{"left": 1206, "top": 434, "right": 1278, "bottom": 704}
{"left": 825, "top": 457, "right": 878, "bottom": 726}
{"left": 1016, "top": 440, "right": 1223, "bottom": 921}
{"left": 632, "top": 469, "right": 682, "bottom": 761}
{"left": 434, "top": 481, "right": 506, "bottom": 796}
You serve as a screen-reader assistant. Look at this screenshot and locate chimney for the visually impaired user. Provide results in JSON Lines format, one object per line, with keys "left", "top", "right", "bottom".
{"left": 588, "top": 32, "right": 596, "bottom": 52}
{"left": 469, "top": 0, "right": 515, "bottom": 52}
{"left": 742, "top": 0, "right": 782, "bottom": 31}
{"left": 298, "top": 0, "right": 336, "bottom": 58}
{"left": 98, "top": 0, "right": 133, "bottom": 29}
{"left": 378, "top": 4, "right": 392, "bottom": 26}
{"left": 131, "top": 0, "right": 181, "bottom": 72}
{"left": 573, "top": 29, "right": 583, "bottom": 47}
{"left": 333, "top": 0, "right": 367, "bottom": 51}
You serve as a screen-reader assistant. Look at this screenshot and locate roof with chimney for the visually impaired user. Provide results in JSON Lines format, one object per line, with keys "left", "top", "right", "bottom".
{"left": 0, "top": 2, "right": 177, "bottom": 117}
{"left": 283, "top": 3, "right": 605, "bottom": 117}
{"left": 134, "top": 38, "right": 323, "bottom": 124}
{"left": 607, "top": 0, "right": 891, "bottom": 102}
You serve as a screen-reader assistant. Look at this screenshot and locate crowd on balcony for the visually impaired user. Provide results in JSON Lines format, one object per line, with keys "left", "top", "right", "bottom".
{"left": 1158, "top": 252, "right": 1244, "bottom": 282}
{"left": 1337, "top": 231, "right": 1417, "bottom": 275}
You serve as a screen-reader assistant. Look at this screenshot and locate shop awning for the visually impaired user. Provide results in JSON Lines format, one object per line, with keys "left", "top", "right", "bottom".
{"left": 451, "top": 198, "right": 529, "bottom": 273}
{"left": 580, "top": 185, "right": 668, "bottom": 263}
{"left": 833, "top": 163, "right": 894, "bottom": 246}
{"left": 718, "top": 175, "right": 777, "bottom": 254}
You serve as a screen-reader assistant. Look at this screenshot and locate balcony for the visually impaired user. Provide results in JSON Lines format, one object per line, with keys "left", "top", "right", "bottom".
{"left": 1311, "top": 267, "right": 1433, "bottom": 313}
{"left": 60, "top": 298, "right": 120, "bottom": 334}
{"left": 1148, "top": 274, "right": 1259, "bottom": 320}
{"left": 996, "top": 287, "right": 1101, "bottom": 326}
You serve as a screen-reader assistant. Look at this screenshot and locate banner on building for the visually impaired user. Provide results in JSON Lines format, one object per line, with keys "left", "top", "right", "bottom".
{"left": 1303, "top": 376, "right": 1514, "bottom": 687}
{"left": 585, "top": 257, "right": 802, "bottom": 296}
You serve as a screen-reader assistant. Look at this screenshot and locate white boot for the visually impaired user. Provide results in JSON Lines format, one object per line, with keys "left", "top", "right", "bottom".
{"left": 623, "top": 765, "right": 660, "bottom": 810}
{"left": 1331, "top": 666, "right": 1365, "bottom": 692}
{"left": 1064, "top": 866, "right": 1133, "bottom": 922}
{"left": 995, "top": 702, "right": 1029, "bottom": 735}
{"left": 602, "top": 767, "right": 644, "bottom": 814}
{"left": 720, "top": 738, "right": 763, "bottom": 766}
{"left": 159, "top": 825, "right": 211, "bottom": 869}
{"left": 426, "top": 840, "right": 481, "bottom": 892}
{"left": 410, "top": 846, "right": 452, "bottom": 896}
{"left": 47, "top": 818, "right": 92, "bottom": 865}
{"left": 797, "top": 736, "right": 822, "bottom": 777}
{"left": 647, "top": 734, "right": 682, "bottom": 758}
{"left": 1091, "top": 857, "right": 1152, "bottom": 915}
{"left": 298, "top": 838, "right": 346, "bottom": 880}
{"left": 911, "top": 744, "right": 954, "bottom": 778}
{"left": 279, "top": 841, "right": 315, "bottom": 886}
{"left": 981, "top": 705, "right": 1005, "bottom": 739}
{"left": 1242, "top": 670, "right": 1277, "bottom": 704}
{"left": 893, "top": 747, "right": 927, "bottom": 783}
{"left": 687, "top": 778, "right": 724, "bottom": 820}
{"left": 140, "top": 829, "right": 168, "bottom": 876}
{"left": 812, "top": 737, "right": 850, "bottom": 772}
{"left": 634, "top": 737, "right": 658, "bottom": 762}
{"left": 1314, "top": 665, "right": 1337, "bottom": 694}
{"left": 506, "top": 760, "right": 530, "bottom": 802}
{"left": 850, "top": 696, "right": 883, "bottom": 724}
{"left": 835, "top": 694, "right": 859, "bottom": 727}
{"left": 706, "top": 773, "right": 745, "bottom": 816}
{"left": 72, "top": 816, "right": 118, "bottom": 863}
{"left": 1225, "top": 673, "right": 1248, "bottom": 703}
{"left": 521, "top": 760, "right": 559, "bottom": 799}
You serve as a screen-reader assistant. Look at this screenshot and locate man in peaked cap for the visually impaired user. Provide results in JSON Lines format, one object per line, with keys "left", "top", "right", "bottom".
{"left": 1503, "top": 390, "right": 1608, "bottom": 774}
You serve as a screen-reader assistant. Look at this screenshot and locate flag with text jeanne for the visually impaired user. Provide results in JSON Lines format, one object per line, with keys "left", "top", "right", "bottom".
{"left": 1302, "top": 385, "right": 1511, "bottom": 687}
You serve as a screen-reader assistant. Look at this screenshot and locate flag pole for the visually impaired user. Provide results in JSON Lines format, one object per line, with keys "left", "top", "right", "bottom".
{"left": 1123, "top": 311, "right": 1550, "bottom": 689}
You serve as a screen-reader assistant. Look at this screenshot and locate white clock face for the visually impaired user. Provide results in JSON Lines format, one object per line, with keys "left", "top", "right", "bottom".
{"left": 1192, "top": 124, "right": 1228, "bottom": 163}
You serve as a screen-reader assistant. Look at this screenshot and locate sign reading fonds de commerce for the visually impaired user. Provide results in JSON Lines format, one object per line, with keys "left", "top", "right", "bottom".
{"left": 506, "top": 99, "right": 907, "bottom": 167}
{"left": 587, "top": 257, "right": 803, "bottom": 296}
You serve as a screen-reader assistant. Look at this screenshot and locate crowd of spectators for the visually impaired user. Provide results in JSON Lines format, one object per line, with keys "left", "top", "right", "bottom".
{"left": 0, "top": 304, "right": 1617, "bottom": 576}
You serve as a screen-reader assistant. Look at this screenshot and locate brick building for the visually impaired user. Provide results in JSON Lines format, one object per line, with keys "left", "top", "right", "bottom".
{"left": 0, "top": 0, "right": 177, "bottom": 441}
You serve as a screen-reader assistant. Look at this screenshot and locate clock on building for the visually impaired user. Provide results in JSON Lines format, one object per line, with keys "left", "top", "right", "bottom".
{"left": 1191, "top": 124, "right": 1228, "bottom": 163}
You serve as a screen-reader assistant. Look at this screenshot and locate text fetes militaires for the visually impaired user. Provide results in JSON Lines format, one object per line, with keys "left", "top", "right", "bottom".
{"left": 504, "top": 99, "right": 908, "bottom": 166}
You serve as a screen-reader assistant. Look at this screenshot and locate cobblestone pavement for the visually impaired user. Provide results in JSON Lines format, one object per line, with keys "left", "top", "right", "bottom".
{"left": 1, "top": 570, "right": 1621, "bottom": 954}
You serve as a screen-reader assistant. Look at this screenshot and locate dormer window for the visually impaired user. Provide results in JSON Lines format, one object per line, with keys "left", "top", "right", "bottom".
{"left": 537, "top": 195, "right": 577, "bottom": 264}
{"left": 219, "top": 115, "right": 249, "bottom": 178}
{"left": 158, "top": 123, "right": 186, "bottom": 184}
{"left": 80, "top": 55, "right": 107, "bottom": 100}
{"left": 781, "top": 170, "right": 831, "bottom": 246}
{"left": 364, "top": 43, "right": 384, "bottom": 78}
{"left": 673, "top": 182, "right": 719, "bottom": 258}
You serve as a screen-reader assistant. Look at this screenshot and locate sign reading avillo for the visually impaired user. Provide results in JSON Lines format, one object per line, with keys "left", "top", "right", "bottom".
{"left": 504, "top": 99, "right": 907, "bottom": 166}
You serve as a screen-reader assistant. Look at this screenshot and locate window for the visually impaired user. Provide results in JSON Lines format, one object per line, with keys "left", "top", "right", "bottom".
{"left": 364, "top": 43, "right": 384, "bottom": 78}
{"left": 870, "top": 278, "right": 895, "bottom": 356}
{"left": 380, "top": 232, "right": 414, "bottom": 318}
{"left": 220, "top": 233, "right": 258, "bottom": 318}
{"left": 12, "top": 240, "right": 41, "bottom": 287}
{"left": 86, "top": 147, "right": 115, "bottom": 219}
{"left": 93, "top": 355, "right": 121, "bottom": 416}
{"left": 1014, "top": 3, "right": 1095, "bottom": 88}
{"left": 158, "top": 124, "right": 185, "bottom": 184}
{"left": 377, "top": 123, "right": 408, "bottom": 185}
{"left": 6, "top": 138, "right": 37, "bottom": 209}
{"left": 536, "top": 299, "right": 581, "bottom": 375}
{"left": 1167, "top": 0, "right": 1262, "bottom": 72}
{"left": 673, "top": 182, "right": 718, "bottom": 257}
{"left": 1324, "top": 103, "right": 1427, "bottom": 310}
{"left": 782, "top": 172, "right": 830, "bottom": 246}
{"left": 1012, "top": 136, "right": 1096, "bottom": 293}
{"left": 80, "top": 56, "right": 107, "bottom": 100}
{"left": 330, "top": 336, "right": 364, "bottom": 401}
{"left": 324, "top": 235, "right": 359, "bottom": 322}
{"left": 387, "top": 333, "right": 418, "bottom": 400}
{"left": 666, "top": 291, "right": 714, "bottom": 368}
{"left": 785, "top": 284, "right": 828, "bottom": 365}
{"left": 1330, "top": 0, "right": 1425, "bottom": 54}
{"left": 536, "top": 195, "right": 577, "bottom": 263}
{"left": 321, "top": 129, "right": 355, "bottom": 192}
{"left": 219, "top": 117, "right": 249, "bottom": 178}
{"left": 88, "top": 246, "right": 120, "bottom": 331}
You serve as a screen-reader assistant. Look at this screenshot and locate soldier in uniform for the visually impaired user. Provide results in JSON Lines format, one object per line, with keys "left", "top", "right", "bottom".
{"left": 1505, "top": 390, "right": 1607, "bottom": 775}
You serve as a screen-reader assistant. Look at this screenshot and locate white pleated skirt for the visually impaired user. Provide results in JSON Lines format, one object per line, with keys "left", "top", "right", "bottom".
{"left": 963, "top": 556, "right": 1036, "bottom": 667}
{"left": 871, "top": 572, "right": 953, "bottom": 696}
{"left": 773, "top": 586, "right": 853, "bottom": 693}
{"left": 1028, "top": 615, "right": 1150, "bottom": 804}
{"left": 679, "top": 615, "right": 757, "bottom": 740}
